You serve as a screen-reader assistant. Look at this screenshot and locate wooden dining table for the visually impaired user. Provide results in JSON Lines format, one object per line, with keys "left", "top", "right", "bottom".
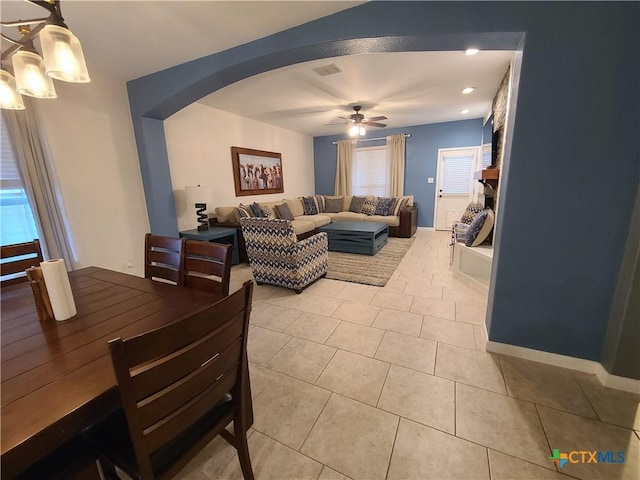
{"left": 0, "top": 266, "right": 230, "bottom": 478}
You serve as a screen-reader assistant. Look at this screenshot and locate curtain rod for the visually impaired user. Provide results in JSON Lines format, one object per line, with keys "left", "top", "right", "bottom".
{"left": 331, "top": 133, "right": 411, "bottom": 145}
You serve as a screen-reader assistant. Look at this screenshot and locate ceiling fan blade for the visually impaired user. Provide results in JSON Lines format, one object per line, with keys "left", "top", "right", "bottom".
{"left": 367, "top": 116, "right": 388, "bottom": 121}
{"left": 364, "top": 121, "right": 387, "bottom": 128}
{"left": 337, "top": 116, "right": 353, "bottom": 121}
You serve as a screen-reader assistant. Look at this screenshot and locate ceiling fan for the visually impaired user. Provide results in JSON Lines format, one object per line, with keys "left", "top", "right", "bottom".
{"left": 327, "top": 105, "right": 388, "bottom": 136}
{"left": 339, "top": 105, "right": 387, "bottom": 128}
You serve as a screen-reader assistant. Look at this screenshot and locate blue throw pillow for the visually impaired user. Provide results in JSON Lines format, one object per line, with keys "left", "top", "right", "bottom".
{"left": 249, "top": 202, "right": 264, "bottom": 217}
{"left": 464, "top": 209, "right": 490, "bottom": 247}
{"left": 302, "top": 196, "right": 318, "bottom": 215}
{"left": 374, "top": 197, "right": 397, "bottom": 216}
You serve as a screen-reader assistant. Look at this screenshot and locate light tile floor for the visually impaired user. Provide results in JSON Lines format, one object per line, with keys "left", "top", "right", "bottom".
{"left": 177, "top": 231, "right": 640, "bottom": 480}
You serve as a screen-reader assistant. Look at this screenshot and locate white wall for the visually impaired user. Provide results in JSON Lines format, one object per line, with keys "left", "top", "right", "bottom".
{"left": 36, "top": 73, "right": 149, "bottom": 276}
{"left": 165, "top": 103, "right": 315, "bottom": 231}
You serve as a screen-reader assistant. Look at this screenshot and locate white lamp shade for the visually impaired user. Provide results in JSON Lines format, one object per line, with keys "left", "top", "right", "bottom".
{"left": 40, "top": 25, "right": 90, "bottom": 83}
{"left": 12, "top": 51, "right": 57, "bottom": 99}
{"left": 185, "top": 185, "right": 213, "bottom": 206}
{"left": 0, "top": 71, "right": 25, "bottom": 110}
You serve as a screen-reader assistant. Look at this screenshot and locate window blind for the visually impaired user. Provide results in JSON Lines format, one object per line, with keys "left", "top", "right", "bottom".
{"left": 481, "top": 144, "right": 492, "bottom": 168}
{"left": 352, "top": 146, "right": 389, "bottom": 196}
{"left": 441, "top": 154, "right": 474, "bottom": 195}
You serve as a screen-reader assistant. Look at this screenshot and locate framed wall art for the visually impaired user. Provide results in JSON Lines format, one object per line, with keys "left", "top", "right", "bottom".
{"left": 231, "top": 146, "right": 284, "bottom": 197}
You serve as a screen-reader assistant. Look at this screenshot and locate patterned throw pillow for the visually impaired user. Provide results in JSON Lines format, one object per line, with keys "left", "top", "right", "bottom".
{"left": 460, "top": 202, "right": 484, "bottom": 225}
{"left": 234, "top": 204, "right": 253, "bottom": 222}
{"left": 260, "top": 205, "right": 274, "bottom": 218}
{"left": 464, "top": 209, "right": 494, "bottom": 246}
{"left": 360, "top": 199, "right": 378, "bottom": 216}
{"left": 374, "top": 197, "right": 397, "bottom": 216}
{"left": 314, "top": 195, "right": 325, "bottom": 213}
{"left": 324, "top": 197, "right": 344, "bottom": 213}
{"left": 302, "top": 196, "right": 319, "bottom": 215}
{"left": 274, "top": 202, "right": 294, "bottom": 221}
{"left": 249, "top": 202, "right": 265, "bottom": 217}
{"left": 349, "top": 196, "right": 367, "bottom": 213}
{"left": 393, "top": 196, "right": 410, "bottom": 216}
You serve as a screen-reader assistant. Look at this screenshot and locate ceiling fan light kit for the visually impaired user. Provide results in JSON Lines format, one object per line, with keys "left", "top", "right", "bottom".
{"left": 341, "top": 105, "right": 387, "bottom": 137}
{"left": 0, "top": 0, "right": 90, "bottom": 110}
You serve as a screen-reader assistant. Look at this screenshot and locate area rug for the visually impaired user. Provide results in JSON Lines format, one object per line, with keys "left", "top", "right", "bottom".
{"left": 325, "top": 237, "right": 415, "bottom": 287}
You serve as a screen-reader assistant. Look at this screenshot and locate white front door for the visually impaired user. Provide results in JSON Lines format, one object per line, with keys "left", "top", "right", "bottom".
{"left": 434, "top": 147, "right": 479, "bottom": 231}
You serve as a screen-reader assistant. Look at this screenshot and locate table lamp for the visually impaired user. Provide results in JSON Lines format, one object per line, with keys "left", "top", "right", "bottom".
{"left": 185, "top": 185, "right": 213, "bottom": 231}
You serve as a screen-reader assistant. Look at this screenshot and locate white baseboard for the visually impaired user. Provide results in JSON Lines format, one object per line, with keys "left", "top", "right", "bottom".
{"left": 416, "top": 226, "right": 435, "bottom": 231}
{"left": 595, "top": 364, "right": 640, "bottom": 394}
{"left": 486, "top": 341, "right": 640, "bottom": 394}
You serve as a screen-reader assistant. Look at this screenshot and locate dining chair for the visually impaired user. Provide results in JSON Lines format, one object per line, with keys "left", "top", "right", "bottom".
{"left": 84, "top": 280, "right": 255, "bottom": 480}
{"left": 144, "top": 233, "right": 185, "bottom": 285}
{"left": 183, "top": 240, "right": 232, "bottom": 296}
{"left": 1, "top": 239, "right": 44, "bottom": 286}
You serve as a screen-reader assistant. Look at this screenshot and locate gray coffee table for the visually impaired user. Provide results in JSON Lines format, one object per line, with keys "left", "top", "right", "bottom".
{"left": 320, "top": 221, "right": 389, "bottom": 255}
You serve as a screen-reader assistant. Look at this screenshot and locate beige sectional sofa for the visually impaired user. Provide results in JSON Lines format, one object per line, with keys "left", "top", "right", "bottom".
{"left": 212, "top": 195, "right": 418, "bottom": 263}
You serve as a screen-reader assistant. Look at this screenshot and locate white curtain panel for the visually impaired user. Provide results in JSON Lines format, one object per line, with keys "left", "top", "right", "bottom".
{"left": 387, "top": 134, "right": 405, "bottom": 196}
{"left": 3, "top": 99, "right": 75, "bottom": 268}
{"left": 334, "top": 139, "right": 353, "bottom": 195}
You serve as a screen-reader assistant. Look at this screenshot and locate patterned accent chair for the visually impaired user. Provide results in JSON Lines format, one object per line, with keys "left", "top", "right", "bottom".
{"left": 240, "top": 217, "right": 328, "bottom": 293}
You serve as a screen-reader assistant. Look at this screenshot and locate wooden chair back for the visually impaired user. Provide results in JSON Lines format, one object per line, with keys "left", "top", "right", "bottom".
{"left": 1, "top": 239, "right": 44, "bottom": 286}
{"left": 144, "top": 233, "right": 185, "bottom": 285}
{"left": 183, "top": 240, "right": 232, "bottom": 296}
{"left": 108, "top": 280, "right": 254, "bottom": 480}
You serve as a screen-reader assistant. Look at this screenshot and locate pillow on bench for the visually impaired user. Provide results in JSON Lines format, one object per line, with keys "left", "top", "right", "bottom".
{"left": 465, "top": 209, "right": 495, "bottom": 247}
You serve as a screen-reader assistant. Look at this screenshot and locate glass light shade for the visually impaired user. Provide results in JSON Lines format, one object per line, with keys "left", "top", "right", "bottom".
{"left": 40, "top": 25, "right": 90, "bottom": 83}
{"left": 349, "top": 125, "right": 359, "bottom": 137}
{"left": 185, "top": 185, "right": 213, "bottom": 205}
{"left": 12, "top": 51, "right": 57, "bottom": 99}
{"left": 359, "top": 125, "right": 366, "bottom": 136}
{"left": 0, "top": 71, "right": 26, "bottom": 110}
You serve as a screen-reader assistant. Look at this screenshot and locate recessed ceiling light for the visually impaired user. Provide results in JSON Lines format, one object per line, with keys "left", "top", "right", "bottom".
{"left": 465, "top": 48, "right": 479, "bottom": 56}
{"left": 460, "top": 109, "right": 470, "bottom": 114}
{"left": 462, "top": 87, "right": 475, "bottom": 94}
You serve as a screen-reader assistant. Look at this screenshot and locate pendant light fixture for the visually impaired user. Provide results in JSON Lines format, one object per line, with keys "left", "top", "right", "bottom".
{"left": 0, "top": 0, "right": 90, "bottom": 109}
{"left": 40, "top": 24, "right": 90, "bottom": 83}
{"left": 0, "top": 70, "right": 25, "bottom": 109}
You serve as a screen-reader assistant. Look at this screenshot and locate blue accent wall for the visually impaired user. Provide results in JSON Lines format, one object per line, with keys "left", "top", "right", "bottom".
{"left": 313, "top": 119, "right": 483, "bottom": 227}
{"left": 126, "top": 1, "right": 639, "bottom": 365}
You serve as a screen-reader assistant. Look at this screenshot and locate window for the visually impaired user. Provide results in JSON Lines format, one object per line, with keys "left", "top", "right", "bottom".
{"left": 440, "top": 152, "right": 475, "bottom": 195}
{"left": 1, "top": 114, "right": 39, "bottom": 246}
{"left": 481, "top": 143, "right": 492, "bottom": 168}
{"left": 352, "top": 146, "right": 389, "bottom": 196}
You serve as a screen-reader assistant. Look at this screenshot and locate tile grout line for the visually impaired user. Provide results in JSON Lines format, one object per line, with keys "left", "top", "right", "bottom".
{"left": 497, "top": 354, "right": 510, "bottom": 396}
{"left": 485, "top": 447, "right": 492, "bottom": 480}
{"left": 313, "top": 348, "right": 339, "bottom": 386}
{"left": 570, "top": 369, "right": 602, "bottom": 422}
{"left": 533, "top": 403, "right": 559, "bottom": 473}
{"left": 383, "top": 416, "right": 401, "bottom": 480}
{"left": 297, "top": 391, "right": 333, "bottom": 454}
{"left": 375, "top": 360, "right": 393, "bottom": 408}
{"left": 453, "top": 380, "right": 457, "bottom": 436}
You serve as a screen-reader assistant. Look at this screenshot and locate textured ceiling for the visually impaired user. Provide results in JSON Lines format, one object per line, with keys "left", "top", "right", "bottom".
{"left": 0, "top": 0, "right": 362, "bottom": 81}
{"left": 1, "top": 1, "right": 512, "bottom": 135}
{"left": 199, "top": 50, "right": 514, "bottom": 136}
